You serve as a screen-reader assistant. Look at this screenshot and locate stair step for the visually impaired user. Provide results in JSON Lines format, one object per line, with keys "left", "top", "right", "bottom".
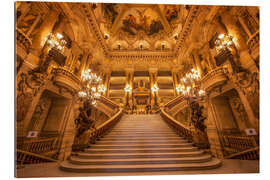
{"left": 60, "top": 158, "right": 222, "bottom": 173}
{"left": 96, "top": 140, "right": 188, "bottom": 145}
{"left": 89, "top": 143, "right": 194, "bottom": 149}
{"left": 69, "top": 154, "right": 212, "bottom": 165}
{"left": 76, "top": 151, "right": 205, "bottom": 159}
{"left": 101, "top": 137, "right": 185, "bottom": 141}
{"left": 84, "top": 147, "right": 198, "bottom": 153}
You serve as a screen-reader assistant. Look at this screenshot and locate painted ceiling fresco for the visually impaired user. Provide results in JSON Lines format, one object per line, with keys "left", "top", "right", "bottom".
{"left": 92, "top": 3, "right": 191, "bottom": 51}
{"left": 120, "top": 7, "right": 163, "bottom": 36}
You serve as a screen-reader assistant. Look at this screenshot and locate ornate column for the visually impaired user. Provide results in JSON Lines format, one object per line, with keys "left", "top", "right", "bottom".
{"left": 26, "top": 14, "right": 41, "bottom": 37}
{"left": 206, "top": 93, "right": 225, "bottom": 158}
{"left": 16, "top": 2, "right": 31, "bottom": 25}
{"left": 103, "top": 69, "right": 111, "bottom": 97}
{"left": 192, "top": 50, "right": 204, "bottom": 76}
{"left": 172, "top": 68, "right": 179, "bottom": 96}
{"left": 78, "top": 53, "right": 88, "bottom": 77}
{"left": 55, "top": 97, "right": 76, "bottom": 161}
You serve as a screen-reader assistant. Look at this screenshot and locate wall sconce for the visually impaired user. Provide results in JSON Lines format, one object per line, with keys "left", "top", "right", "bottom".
{"left": 139, "top": 42, "right": 143, "bottom": 50}
{"left": 104, "top": 33, "right": 109, "bottom": 40}
{"left": 174, "top": 34, "right": 178, "bottom": 40}
{"left": 117, "top": 43, "right": 121, "bottom": 50}
{"left": 161, "top": 43, "right": 165, "bottom": 50}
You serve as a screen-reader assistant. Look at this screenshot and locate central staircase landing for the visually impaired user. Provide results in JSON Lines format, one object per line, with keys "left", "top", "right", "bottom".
{"left": 60, "top": 114, "right": 221, "bottom": 173}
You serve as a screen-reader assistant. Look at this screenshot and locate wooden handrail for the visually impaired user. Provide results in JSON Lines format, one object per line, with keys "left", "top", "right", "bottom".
{"left": 16, "top": 149, "right": 58, "bottom": 167}
{"left": 160, "top": 108, "right": 193, "bottom": 142}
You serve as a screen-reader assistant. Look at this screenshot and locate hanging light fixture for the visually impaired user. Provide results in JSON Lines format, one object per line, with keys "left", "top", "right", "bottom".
{"left": 77, "top": 68, "right": 104, "bottom": 105}
{"left": 176, "top": 68, "right": 205, "bottom": 102}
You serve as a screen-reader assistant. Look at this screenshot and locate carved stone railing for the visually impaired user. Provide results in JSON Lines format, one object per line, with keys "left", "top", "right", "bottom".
{"left": 89, "top": 109, "right": 123, "bottom": 144}
{"left": 16, "top": 28, "right": 32, "bottom": 53}
{"left": 163, "top": 95, "right": 188, "bottom": 116}
{"left": 247, "top": 30, "right": 259, "bottom": 52}
{"left": 224, "top": 147, "right": 259, "bottom": 160}
{"left": 222, "top": 134, "right": 259, "bottom": 160}
{"left": 16, "top": 149, "right": 58, "bottom": 167}
{"left": 200, "top": 67, "right": 228, "bottom": 92}
{"left": 222, "top": 134, "right": 258, "bottom": 151}
{"left": 160, "top": 108, "right": 193, "bottom": 142}
{"left": 18, "top": 137, "right": 58, "bottom": 154}
{"left": 100, "top": 96, "right": 120, "bottom": 111}
{"left": 51, "top": 67, "right": 81, "bottom": 92}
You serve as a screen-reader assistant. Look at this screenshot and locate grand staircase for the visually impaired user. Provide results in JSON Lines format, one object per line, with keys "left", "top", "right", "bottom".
{"left": 60, "top": 114, "right": 221, "bottom": 173}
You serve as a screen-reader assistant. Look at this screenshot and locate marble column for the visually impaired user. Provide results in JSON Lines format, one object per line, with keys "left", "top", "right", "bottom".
{"left": 193, "top": 50, "right": 204, "bottom": 76}
{"left": 172, "top": 68, "right": 179, "bottom": 96}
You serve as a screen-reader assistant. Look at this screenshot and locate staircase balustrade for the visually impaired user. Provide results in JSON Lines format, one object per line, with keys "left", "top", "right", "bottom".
{"left": 89, "top": 109, "right": 123, "bottom": 144}
{"left": 16, "top": 28, "right": 32, "bottom": 53}
{"left": 160, "top": 109, "right": 193, "bottom": 142}
{"left": 224, "top": 147, "right": 259, "bottom": 160}
{"left": 19, "top": 137, "right": 58, "bottom": 154}
{"left": 222, "top": 134, "right": 259, "bottom": 160}
{"left": 16, "top": 149, "right": 58, "bottom": 167}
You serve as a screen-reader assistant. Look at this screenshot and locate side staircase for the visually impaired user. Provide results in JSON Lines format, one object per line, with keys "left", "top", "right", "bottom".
{"left": 60, "top": 114, "right": 221, "bottom": 173}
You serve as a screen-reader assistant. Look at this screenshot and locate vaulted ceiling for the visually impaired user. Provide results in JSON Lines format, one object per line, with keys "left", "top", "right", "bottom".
{"left": 58, "top": 3, "right": 216, "bottom": 71}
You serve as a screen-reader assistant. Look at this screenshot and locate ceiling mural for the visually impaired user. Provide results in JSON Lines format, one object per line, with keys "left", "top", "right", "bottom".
{"left": 120, "top": 7, "right": 164, "bottom": 36}
{"left": 82, "top": 3, "right": 203, "bottom": 68}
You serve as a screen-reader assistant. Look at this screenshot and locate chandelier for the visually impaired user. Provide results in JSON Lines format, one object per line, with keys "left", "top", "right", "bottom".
{"left": 214, "top": 33, "right": 234, "bottom": 53}
{"left": 176, "top": 68, "right": 205, "bottom": 102}
{"left": 78, "top": 69, "right": 105, "bottom": 105}
{"left": 45, "top": 33, "right": 67, "bottom": 52}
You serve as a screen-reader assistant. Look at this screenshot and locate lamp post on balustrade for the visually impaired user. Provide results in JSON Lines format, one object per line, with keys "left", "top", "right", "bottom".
{"left": 124, "top": 84, "right": 132, "bottom": 110}
{"left": 151, "top": 84, "right": 159, "bottom": 110}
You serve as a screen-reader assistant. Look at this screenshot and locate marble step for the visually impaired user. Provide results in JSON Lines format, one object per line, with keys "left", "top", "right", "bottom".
{"left": 83, "top": 147, "right": 198, "bottom": 154}
{"left": 76, "top": 151, "right": 205, "bottom": 159}
{"left": 101, "top": 137, "right": 185, "bottom": 141}
{"left": 89, "top": 143, "right": 194, "bottom": 149}
{"left": 69, "top": 154, "right": 212, "bottom": 165}
{"left": 60, "top": 158, "right": 222, "bottom": 173}
{"left": 95, "top": 140, "right": 188, "bottom": 145}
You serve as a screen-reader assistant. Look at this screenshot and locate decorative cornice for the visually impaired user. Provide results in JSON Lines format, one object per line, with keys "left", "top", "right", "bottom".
{"left": 174, "top": 6, "right": 200, "bottom": 56}
{"left": 81, "top": 3, "right": 110, "bottom": 56}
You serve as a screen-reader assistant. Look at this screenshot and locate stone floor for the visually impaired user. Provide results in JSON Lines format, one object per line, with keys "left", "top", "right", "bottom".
{"left": 16, "top": 159, "right": 259, "bottom": 178}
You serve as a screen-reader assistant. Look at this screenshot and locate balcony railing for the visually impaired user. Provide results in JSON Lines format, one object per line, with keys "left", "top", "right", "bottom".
{"left": 18, "top": 137, "right": 58, "bottom": 154}
{"left": 16, "top": 149, "right": 58, "bottom": 167}
{"left": 200, "top": 67, "right": 228, "bottom": 92}
{"left": 51, "top": 67, "right": 81, "bottom": 92}
{"left": 222, "top": 134, "right": 259, "bottom": 160}
{"left": 16, "top": 28, "right": 32, "bottom": 53}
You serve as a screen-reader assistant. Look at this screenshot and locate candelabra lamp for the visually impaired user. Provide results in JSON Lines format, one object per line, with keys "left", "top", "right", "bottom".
{"left": 151, "top": 84, "right": 159, "bottom": 110}
{"left": 176, "top": 68, "right": 207, "bottom": 132}
{"left": 124, "top": 84, "right": 132, "bottom": 110}
{"left": 77, "top": 69, "right": 105, "bottom": 106}
{"left": 214, "top": 33, "right": 244, "bottom": 73}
